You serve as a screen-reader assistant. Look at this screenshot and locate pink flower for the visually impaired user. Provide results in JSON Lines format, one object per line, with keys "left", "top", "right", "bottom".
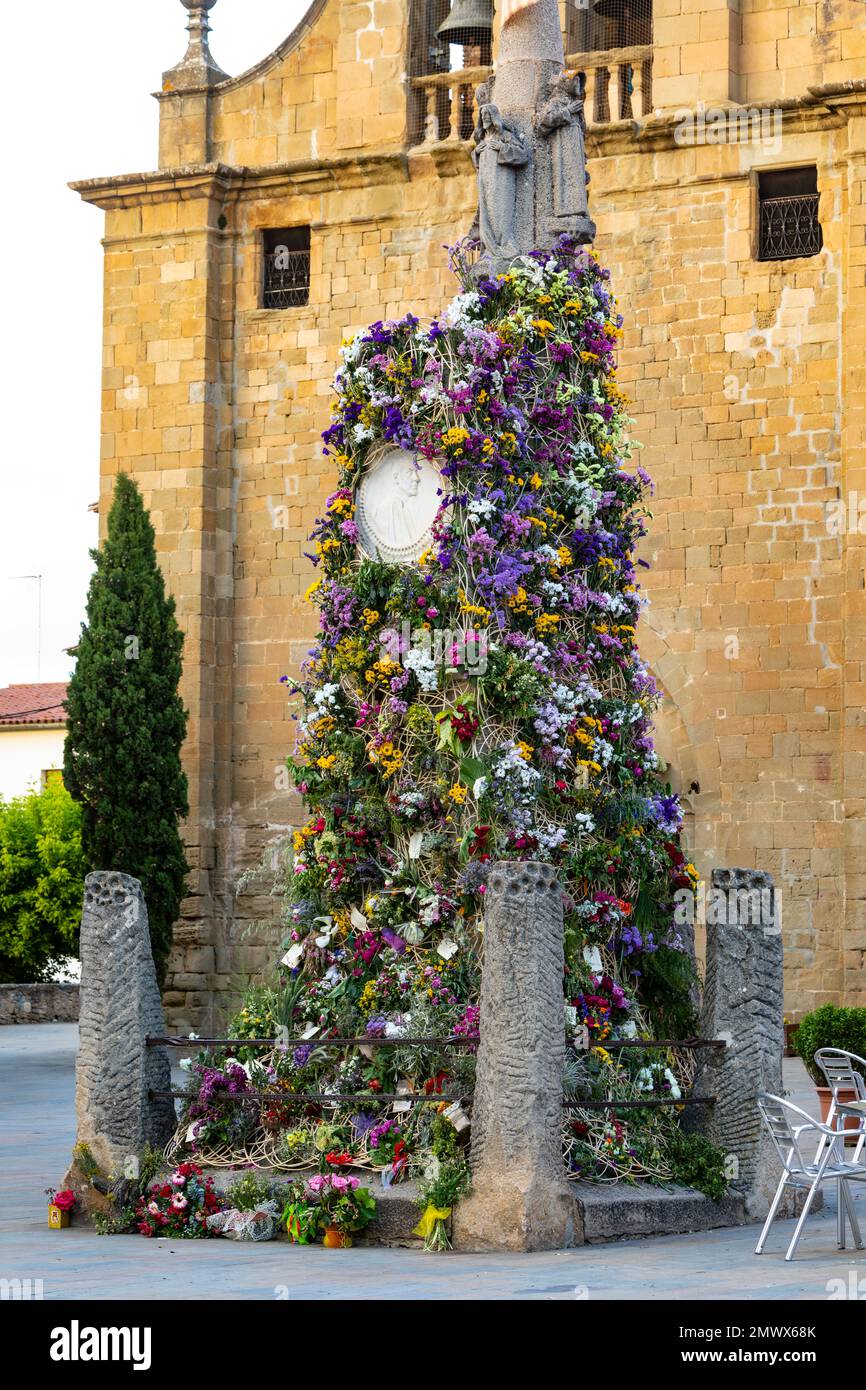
{"left": 147, "top": 1201, "right": 160, "bottom": 1216}
{"left": 171, "top": 1194, "right": 188, "bottom": 1211}
{"left": 170, "top": 1170, "right": 187, "bottom": 1186}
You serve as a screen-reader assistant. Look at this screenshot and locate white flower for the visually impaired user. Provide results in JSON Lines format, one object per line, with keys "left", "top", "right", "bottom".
{"left": 179, "top": 1057, "right": 193, "bottom": 1072}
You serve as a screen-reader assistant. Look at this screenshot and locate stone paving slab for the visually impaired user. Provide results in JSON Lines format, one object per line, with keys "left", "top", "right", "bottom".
{"left": 2, "top": 1024, "right": 863, "bottom": 1300}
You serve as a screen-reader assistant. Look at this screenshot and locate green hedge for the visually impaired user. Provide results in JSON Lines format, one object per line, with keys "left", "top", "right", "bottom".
{"left": 0, "top": 782, "right": 85, "bottom": 983}
{"left": 794, "top": 1004, "right": 866, "bottom": 1086}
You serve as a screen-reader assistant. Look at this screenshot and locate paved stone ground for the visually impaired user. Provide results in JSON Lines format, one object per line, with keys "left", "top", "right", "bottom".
{"left": 1, "top": 1024, "right": 864, "bottom": 1301}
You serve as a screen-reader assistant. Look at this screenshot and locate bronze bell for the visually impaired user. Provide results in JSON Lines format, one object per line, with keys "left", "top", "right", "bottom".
{"left": 436, "top": 0, "right": 494, "bottom": 47}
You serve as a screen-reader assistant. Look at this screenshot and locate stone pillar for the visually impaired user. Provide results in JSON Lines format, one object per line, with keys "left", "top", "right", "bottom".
{"left": 453, "top": 861, "right": 577, "bottom": 1251}
{"left": 73, "top": 872, "right": 175, "bottom": 1175}
{"left": 692, "top": 867, "right": 784, "bottom": 1217}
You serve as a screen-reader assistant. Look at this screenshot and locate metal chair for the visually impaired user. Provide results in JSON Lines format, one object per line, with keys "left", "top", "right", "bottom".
{"left": 814, "top": 1048, "right": 866, "bottom": 1168}
{"left": 755, "top": 1093, "right": 866, "bottom": 1261}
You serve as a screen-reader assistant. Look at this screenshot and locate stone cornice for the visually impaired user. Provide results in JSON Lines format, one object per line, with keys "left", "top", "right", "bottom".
{"left": 587, "top": 92, "right": 848, "bottom": 160}
{"left": 70, "top": 153, "right": 410, "bottom": 210}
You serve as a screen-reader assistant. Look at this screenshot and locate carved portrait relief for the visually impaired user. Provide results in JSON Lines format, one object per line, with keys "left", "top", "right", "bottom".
{"left": 355, "top": 448, "right": 443, "bottom": 565}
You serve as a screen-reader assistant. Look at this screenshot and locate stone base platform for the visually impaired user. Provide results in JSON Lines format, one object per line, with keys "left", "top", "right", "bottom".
{"left": 181, "top": 1168, "right": 757, "bottom": 1248}
{"left": 570, "top": 1181, "right": 746, "bottom": 1243}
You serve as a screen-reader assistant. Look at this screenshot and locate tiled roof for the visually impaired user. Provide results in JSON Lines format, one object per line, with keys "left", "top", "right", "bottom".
{"left": 0, "top": 683, "right": 68, "bottom": 726}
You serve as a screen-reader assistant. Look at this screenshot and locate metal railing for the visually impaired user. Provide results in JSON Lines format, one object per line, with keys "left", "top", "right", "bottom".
{"left": 146, "top": 1033, "right": 722, "bottom": 1111}
{"left": 758, "top": 193, "right": 822, "bottom": 261}
{"left": 262, "top": 248, "right": 310, "bottom": 309}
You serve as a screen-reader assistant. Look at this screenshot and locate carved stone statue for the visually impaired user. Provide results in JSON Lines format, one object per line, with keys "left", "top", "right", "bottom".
{"left": 468, "top": 0, "right": 595, "bottom": 269}
{"left": 538, "top": 71, "right": 592, "bottom": 229}
{"left": 471, "top": 101, "right": 531, "bottom": 266}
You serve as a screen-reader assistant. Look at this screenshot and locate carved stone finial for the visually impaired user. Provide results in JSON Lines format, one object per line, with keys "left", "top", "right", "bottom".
{"left": 163, "top": 0, "right": 228, "bottom": 92}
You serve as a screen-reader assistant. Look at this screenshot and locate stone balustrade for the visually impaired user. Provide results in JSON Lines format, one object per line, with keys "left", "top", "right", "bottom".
{"left": 409, "top": 46, "right": 653, "bottom": 148}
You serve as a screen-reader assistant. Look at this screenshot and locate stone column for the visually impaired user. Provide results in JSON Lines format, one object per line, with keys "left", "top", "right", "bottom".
{"left": 692, "top": 867, "right": 784, "bottom": 1217}
{"left": 453, "top": 861, "right": 577, "bottom": 1251}
{"left": 73, "top": 872, "right": 175, "bottom": 1176}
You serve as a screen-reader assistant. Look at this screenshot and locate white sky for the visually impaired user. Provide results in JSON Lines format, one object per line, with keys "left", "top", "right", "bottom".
{"left": 0, "top": 0, "right": 308, "bottom": 688}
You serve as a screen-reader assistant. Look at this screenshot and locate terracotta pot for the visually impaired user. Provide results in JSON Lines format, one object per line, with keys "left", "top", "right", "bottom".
{"left": 322, "top": 1224, "right": 351, "bottom": 1248}
{"left": 816, "top": 1085, "right": 862, "bottom": 1140}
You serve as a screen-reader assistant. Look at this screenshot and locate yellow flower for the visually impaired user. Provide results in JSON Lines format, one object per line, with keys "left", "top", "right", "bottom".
{"left": 530, "top": 473, "right": 543, "bottom": 489}
{"left": 316, "top": 754, "right": 336, "bottom": 770}
{"left": 448, "top": 783, "right": 468, "bottom": 804}
{"left": 517, "top": 741, "right": 534, "bottom": 762}
{"left": 304, "top": 579, "right": 322, "bottom": 602}
{"left": 532, "top": 319, "right": 555, "bottom": 337}
{"left": 536, "top": 613, "right": 560, "bottom": 635}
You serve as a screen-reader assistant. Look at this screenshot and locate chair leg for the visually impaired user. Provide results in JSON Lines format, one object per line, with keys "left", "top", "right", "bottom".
{"left": 840, "top": 1180, "right": 863, "bottom": 1251}
{"left": 785, "top": 1177, "right": 821, "bottom": 1262}
{"left": 755, "top": 1172, "right": 789, "bottom": 1254}
{"left": 838, "top": 1176, "right": 846, "bottom": 1250}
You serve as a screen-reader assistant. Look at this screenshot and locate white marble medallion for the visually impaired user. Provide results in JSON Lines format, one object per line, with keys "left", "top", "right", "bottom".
{"left": 355, "top": 447, "right": 442, "bottom": 565}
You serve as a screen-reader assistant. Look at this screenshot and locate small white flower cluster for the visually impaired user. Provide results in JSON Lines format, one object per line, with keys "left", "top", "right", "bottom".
{"left": 404, "top": 645, "right": 439, "bottom": 692}
{"left": 491, "top": 741, "right": 542, "bottom": 832}
{"left": 441, "top": 291, "right": 483, "bottom": 329}
{"left": 636, "top": 1065, "right": 681, "bottom": 1101}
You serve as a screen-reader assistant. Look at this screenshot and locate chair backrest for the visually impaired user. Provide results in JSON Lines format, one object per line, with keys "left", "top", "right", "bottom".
{"left": 814, "top": 1048, "right": 866, "bottom": 1101}
{"left": 757, "top": 1093, "right": 819, "bottom": 1175}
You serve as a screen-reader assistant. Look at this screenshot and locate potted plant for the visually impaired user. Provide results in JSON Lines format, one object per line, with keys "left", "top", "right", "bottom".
{"left": 47, "top": 1189, "right": 76, "bottom": 1229}
{"left": 283, "top": 1173, "right": 376, "bottom": 1248}
{"left": 794, "top": 1004, "right": 866, "bottom": 1125}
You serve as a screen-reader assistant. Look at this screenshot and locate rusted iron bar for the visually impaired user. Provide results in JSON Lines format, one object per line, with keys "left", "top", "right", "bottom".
{"left": 146, "top": 1035, "right": 470, "bottom": 1049}
{"left": 149, "top": 1089, "right": 466, "bottom": 1104}
{"left": 563, "top": 1097, "right": 715, "bottom": 1109}
{"left": 569, "top": 1037, "right": 726, "bottom": 1051}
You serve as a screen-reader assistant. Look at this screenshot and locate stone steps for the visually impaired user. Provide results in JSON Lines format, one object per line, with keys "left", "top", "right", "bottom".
{"left": 570, "top": 1181, "right": 746, "bottom": 1243}
{"left": 198, "top": 1167, "right": 747, "bottom": 1246}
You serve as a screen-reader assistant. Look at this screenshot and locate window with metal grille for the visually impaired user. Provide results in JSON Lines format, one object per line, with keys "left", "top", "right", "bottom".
{"left": 262, "top": 227, "right": 310, "bottom": 309}
{"left": 758, "top": 168, "right": 822, "bottom": 262}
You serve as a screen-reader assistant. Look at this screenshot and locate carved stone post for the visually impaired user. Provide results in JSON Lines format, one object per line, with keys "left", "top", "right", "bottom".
{"left": 73, "top": 872, "right": 175, "bottom": 1175}
{"left": 453, "top": 861, "right": 577, "bottom": 1251}
{"left": 692, "top": 867, "right": 785, "bottom": 1218}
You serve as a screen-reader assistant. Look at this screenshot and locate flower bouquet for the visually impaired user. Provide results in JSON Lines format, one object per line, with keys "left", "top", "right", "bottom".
{"left": 283, "top": 1173, "right": 377, "bottom": 1248}
{"left": 47, "top": 1189, "right": 76, "bottom": 1229}
{"left": 135, "top": 1163, "right": 223, "bottom": 1238}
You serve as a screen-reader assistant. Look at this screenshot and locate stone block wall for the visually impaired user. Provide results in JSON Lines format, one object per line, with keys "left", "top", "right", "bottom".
{"left": 72, "top": 0, "right": 866, "bottom": 1026}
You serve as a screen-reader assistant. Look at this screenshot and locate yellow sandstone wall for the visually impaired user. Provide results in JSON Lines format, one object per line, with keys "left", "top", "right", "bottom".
{"left": 73, "top": 0, "right": 866, "bottom": 1026}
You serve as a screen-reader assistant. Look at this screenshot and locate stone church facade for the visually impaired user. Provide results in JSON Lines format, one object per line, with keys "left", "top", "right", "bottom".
{"left": 73, "top": 0, "right": 866, "bottom": 1028}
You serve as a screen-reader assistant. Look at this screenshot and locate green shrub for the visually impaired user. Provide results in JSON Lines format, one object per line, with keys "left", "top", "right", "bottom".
{"left": 63, "top": 473, "right": 189, "bottom": 985}
{"left": 794, "top": 1004, "right": 866, "bottom": 1086}
{"left": 667, "top": 1128, "right": 729, "bottom": 1201}
{"left": 0, "top": 782, "right": 85, "bottom": 983}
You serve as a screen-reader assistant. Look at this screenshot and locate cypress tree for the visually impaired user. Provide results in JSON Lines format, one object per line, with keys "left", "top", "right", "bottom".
{"left": 63, "top": 473, "right": 188, "bottom": 984}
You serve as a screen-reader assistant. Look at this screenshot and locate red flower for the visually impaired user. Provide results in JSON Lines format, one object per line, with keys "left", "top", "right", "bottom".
{"left": 369, "top": 1079, "right": 382, "bottom": 1093}
{"left": 325, "top": 1151, "right": 353, "bottom": 1167}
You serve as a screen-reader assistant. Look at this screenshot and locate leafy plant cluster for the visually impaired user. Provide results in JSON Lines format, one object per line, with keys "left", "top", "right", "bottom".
{"left": 0, "top": 782, "right": 85, "bottom": 983}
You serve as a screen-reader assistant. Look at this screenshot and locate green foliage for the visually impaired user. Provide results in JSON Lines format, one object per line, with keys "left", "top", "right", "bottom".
{"left": 0, "top": 782, "right": 85, "bottom": 983}
{"left": 63, "top": 473, "right": 189, "bottom": 985}
{"left": 794, "top": 1004, "right": 866, "bottom": 1086}
{"left": 667, "top": 1128, "right": 728, "bottom": 1202}
{"left": 418, "top": 1155, "right": 471, "bottom": 1212}
{"left": 224, "top": 1173, "right": 278, "bottom": 1212}
{"left": 638, "top": 943, "right": 700, "bottom": 1040}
